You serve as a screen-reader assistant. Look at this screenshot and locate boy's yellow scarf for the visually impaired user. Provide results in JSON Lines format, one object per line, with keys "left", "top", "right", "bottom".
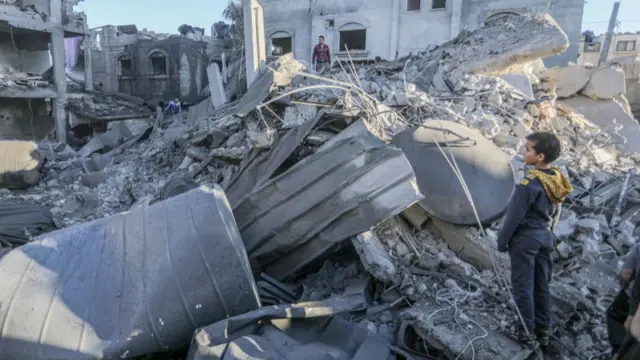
{"left": 521, "top": 168, "right": 573, "bottom": 204}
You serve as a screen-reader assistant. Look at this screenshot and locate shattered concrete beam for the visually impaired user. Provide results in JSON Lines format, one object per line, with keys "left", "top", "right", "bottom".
{"left": 459, "top": 13, "right": 569, "bottom": 76}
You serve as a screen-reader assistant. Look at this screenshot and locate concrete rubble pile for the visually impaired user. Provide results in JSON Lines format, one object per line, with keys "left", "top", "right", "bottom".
{"left": 0, "top": 11, "right": 638, "bottom": 360}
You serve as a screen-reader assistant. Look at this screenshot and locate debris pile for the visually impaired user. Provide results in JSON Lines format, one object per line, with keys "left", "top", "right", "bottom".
{"left": 0, "top": 11, "right": 638, "bottom": 360}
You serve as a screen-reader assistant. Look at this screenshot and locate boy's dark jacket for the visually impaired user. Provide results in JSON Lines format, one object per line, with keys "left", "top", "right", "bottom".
{"left": 497, "top": 168, "right": 573, "bottom": 252}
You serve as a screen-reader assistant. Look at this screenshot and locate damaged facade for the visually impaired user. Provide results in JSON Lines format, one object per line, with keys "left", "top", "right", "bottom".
{"left": 0, "top": 0, "right": 86, "bottom": 142}
{"left": 261, "top": 0, "right": 585, "bottom": 67}
{"left": 88, "top": 25, "right": 225, "bottom": 106}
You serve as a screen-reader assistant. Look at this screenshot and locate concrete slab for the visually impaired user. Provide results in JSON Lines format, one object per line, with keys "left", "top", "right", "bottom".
{"left": 583, "top": 66, "right": 626, "bottom": 100}
{"left": 561, "top": 96, "right": 640, "bottom": 154}
{"left": 499, "top": 74, "right": 534, "bottom": 99}
{"left": 391, "top": 120, "right": 515, "bottom": 225}
{"left": 541, "top": 66, "right": 593, "bottom": 98}
{"left": 207, "top": 64, "right": 226, "bottom": 107}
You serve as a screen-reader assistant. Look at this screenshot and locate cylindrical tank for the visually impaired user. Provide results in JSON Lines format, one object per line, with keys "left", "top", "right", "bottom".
{"left": 0, "top": 185, "right": 260, "bottom": 359}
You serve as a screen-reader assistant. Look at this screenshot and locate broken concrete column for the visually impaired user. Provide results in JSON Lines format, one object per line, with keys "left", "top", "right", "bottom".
{"left": 207, "top": 63, "right": 226, "bottom": 107}
{"left": 242, "top": 0, "right": 267, "bottom": 87}
{"left": 352, "top": 232, "right": 398, "bottom": 284}
{"left": 50, "top": 29, "right": 67, "bottom": 143}
{"left": 84, "top": 34, "right": 94, "bottom": 91}
{"left": 582, "top": 66, "right": 627, "bottom": 100}
{"left": 456, "top": 14, "right": 569, "bottom": 75}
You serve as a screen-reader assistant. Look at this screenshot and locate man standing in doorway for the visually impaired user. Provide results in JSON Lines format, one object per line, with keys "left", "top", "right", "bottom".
{"left": 312, "top": 35, "right": 331, "bottom": 73}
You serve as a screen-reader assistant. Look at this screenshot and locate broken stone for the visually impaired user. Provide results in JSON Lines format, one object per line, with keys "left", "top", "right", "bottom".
{"left": 582, "top": 66, "right": 626, "bottom": 100}
{"left": 616, "top": 219, "right": 636, "bottom": 247}
{"left": 209, "top": 147, "right": 245, "bottom": 165}
{"left": 401, "top": 204, "right": 430, "bottom": 229}
{"left": 556, "top": 241, "right": 571, "bottom": 259}
{"left": 542, "top": 66, "right": 593, "bottom": 98}
{"left": 580, "top": 233, "right": 601, "bottom": 263}
{"left": 511, "top": 122, "right": 527, "bottom": 138}
{"left": 577, "top": 218, "right": 600, "bottom": 234}
{"left": 249, "top": 128, "right": 276, "bottom": 149}
{"left": 487, "top": 92, "right": 503, "bottom": 106}
{"left": 499, "top": 74, "right": 534, "bottom": 99}
{"left": 283, "top": 104, "right": 318, "bottom": 128}
{"left": 493, "top": 133, "right": 521, "bottom": 148}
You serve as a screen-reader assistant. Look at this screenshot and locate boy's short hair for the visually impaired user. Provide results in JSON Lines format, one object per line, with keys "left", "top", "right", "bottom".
{"left": 319, "top": 35, "right": 325, "bottom": 40}
{"left": 526, "top": 132, "right": 561, "bottom": 164}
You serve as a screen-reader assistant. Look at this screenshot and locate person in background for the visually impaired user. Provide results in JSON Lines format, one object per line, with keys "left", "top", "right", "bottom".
{"left": 164, "top": 98, "right": 182, "bottom": 114}
{"left": 616, "top": 264, "right": 640, "bottom": 360}
{"left": 312, "top": 35, "right": 331, "bottom": 73}
{"left": 156, "top": 101, "right": 166, "bottom": 127}
{"left": 496, "top": 132, "right": 572, "bottom": 354}
{"left": 608, "top": 243, "right": 640, "bottom": 356}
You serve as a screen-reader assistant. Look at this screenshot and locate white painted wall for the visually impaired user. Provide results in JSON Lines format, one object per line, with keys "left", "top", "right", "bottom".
{"left": 578, "top": 33, "right": 640, "bottom": 66}
{"left": 260, "top": 0, "right": 584, "bottom": 66}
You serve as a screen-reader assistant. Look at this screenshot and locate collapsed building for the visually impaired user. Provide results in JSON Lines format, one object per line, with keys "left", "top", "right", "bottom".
{"left": 87, "top": 24, "right": 227, "bottom": 107}
{"left": 0, "top": 2, "right": 639, "bottom": 360}
{"left": 0, "top": 0, "right": 87, "bottom": 142}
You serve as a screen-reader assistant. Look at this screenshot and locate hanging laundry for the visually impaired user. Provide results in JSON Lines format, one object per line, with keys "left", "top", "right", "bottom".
{"left": 64, "top": 36, "right": 83, "bottom": 69}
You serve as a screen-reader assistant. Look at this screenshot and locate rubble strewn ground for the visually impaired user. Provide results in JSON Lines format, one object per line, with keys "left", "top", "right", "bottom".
{"left": 0, "top": 10, "right": 639, "bottom": 360}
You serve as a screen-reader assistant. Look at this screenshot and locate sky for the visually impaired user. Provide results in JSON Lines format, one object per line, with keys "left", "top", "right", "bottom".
{"left": 76, "top": 0, "right": 640, "bottom": 36}
{"left": 582, "top": 0, "right": 640, "bottom": 34}
{"left": 76, "top": 0, "right": 228, "bottom": 34}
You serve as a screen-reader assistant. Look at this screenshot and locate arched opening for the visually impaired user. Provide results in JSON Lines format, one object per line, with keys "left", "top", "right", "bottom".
{"left": 338, "top": 22, "right": 367, "bottom": 51}
{"left": 117, "top": 54, "right": 132, "bottom": 78}
{"left": 269, "top": 31, "right": 292, "bottom": 57}
{"left": 148, "top": 50, "right": 168, "bottom": 76}
{"left": 484, "top": 12, "right": 520, "bottom": 24}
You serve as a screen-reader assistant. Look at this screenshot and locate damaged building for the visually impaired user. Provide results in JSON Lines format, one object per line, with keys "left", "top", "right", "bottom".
{"left": 4, "top": 0, "right": 640, "bottom": 359}
{"left": 88, "top": 24, "right": 225, "bottom": 106}
{"left": 260, "top": 0, "right": 585, "bottom": 67}
{"left": 0, "top": 0, "right": 86, "bottom": 142}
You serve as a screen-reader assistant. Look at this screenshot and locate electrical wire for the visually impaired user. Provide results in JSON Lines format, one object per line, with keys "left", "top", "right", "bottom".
{"left": 431, "top": 123, "right": 532, "bottom": 338}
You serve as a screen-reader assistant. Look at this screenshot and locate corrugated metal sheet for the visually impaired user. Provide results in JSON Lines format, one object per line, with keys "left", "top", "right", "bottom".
{"left": 187, "top": 97, "right": 216, "bottom": 123}
{"left": 0, "top": 186, "right": 260, "bottom": 359}
{"left": 0, "top": 203, "right": 56, "bottom": 247}
{"left": 187, "top": 294, "right": 389, "bottom": 360}
{"left": 232, "top": 126, "right": 423, "bottom": 280}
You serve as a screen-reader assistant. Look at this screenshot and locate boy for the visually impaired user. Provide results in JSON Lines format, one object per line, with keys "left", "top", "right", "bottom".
{"left": 497, "top": 132, "right": 573, "bottom": 351}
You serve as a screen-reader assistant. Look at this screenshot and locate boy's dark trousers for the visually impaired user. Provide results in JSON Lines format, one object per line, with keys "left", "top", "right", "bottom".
{"left": 607, "top": 289, "right": 630, "bottom": 355}
{"left": 508, "top": 229, "right": 554, "bottom": 334}
{"left": 618, "top": 334, "right": 640, "bottom": 360}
